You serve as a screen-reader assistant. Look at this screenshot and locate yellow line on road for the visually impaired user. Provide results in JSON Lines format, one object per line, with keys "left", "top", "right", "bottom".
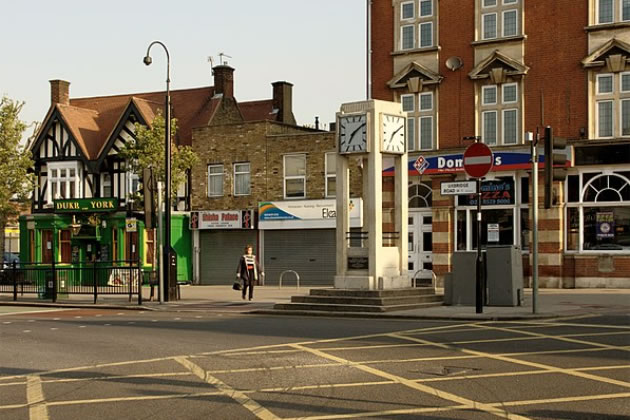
{"left": 26, "top": 375, "right": 48, "bottom": 420}
{"left": 391, "top": 334, "right": 630, "bottom": 390}
{"left": 175, "top": 356, "right": 281, "bottom": 420}
{"left": 290, "top": 343, "right": 533, "bottom": 420}
{"left": 470, "top": 323, "right": 630, "bottom": 351}
{"left": 490, "top": 392, "right": 630, "bottom": 407}
{"left": 45, "top": 391, "right": 223, "bottom": 407}
{"left": 281, "top": 404, "right": 471, "bottom": 420}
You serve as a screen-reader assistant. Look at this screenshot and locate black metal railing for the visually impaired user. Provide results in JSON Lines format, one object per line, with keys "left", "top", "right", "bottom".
{"left": 0, "top": 260, "right": 153, "bottom": 305}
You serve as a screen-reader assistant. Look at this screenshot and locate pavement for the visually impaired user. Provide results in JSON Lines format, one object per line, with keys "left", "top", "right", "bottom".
{"left": 1, "top": 285, "right": 629, "bottom": 320}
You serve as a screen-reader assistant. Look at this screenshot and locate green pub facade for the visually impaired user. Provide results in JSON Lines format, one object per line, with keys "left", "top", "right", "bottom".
{"left": 20, "top": 80, "right": 192, "bottom": 282}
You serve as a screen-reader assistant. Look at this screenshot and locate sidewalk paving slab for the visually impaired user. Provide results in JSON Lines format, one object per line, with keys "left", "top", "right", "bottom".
{"left": 1, "top": 286, "right": 628, "bottom": 320}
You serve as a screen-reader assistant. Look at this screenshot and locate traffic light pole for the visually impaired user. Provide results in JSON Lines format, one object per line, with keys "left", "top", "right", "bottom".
{"left": 531, "top": 131, "right": 539, "bottom": 314}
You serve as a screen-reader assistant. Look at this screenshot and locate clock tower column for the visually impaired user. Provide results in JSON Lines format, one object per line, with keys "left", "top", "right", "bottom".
{"left": 335, "top": 100, "right": 409, "bottom": 290}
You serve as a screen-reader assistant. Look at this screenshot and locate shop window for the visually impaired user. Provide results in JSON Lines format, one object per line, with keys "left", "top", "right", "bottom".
{"left": 520, "top": 208, "right": 530, "bottom": 250}
{"left": 233, "top": 162, "right": 251, "bottom": 196}
{"left": 325, "top": 153, "right": 336, "bottom": 198}
{"left": 29, "top": 230, "right": 35, "bottom": 263}
{"left": 112, "top": 228, "right": 118, "bottom": 263}
{"left": 284, "top": 154, "right": 306, "bottom": 199}
{"left": 145, "top": 229, "right": 155, "bottom": 266}
{"left": 471, "top": 209, "right": 515, "bottom": 249}
{"left": 59, "top": 230, "right": 71, "bottom": 263}
{"left": 567, "top": 172, "right": 630, "bottom": 252}
{"left": 42, "top": 230, "right": 53, "bottom": 264}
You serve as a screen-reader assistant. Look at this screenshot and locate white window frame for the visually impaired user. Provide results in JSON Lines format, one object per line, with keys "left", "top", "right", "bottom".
{"left": 128, "top": 172, "right": 140, "bottom": 198}
{"left": 502, "top": 83, "right": 518, "bottom": 104}
{"left": 401, "top": 94, "right": 415, "bottom": 112}
{"left": 419, "top": 92, "right": 433, "bottom": 111}
{"left": 101, "top": 173, "right": 112, "bottom": 198}
{"left": 502, "top": 9, "right": 518, "bottom": 37}
{"left": 565, "top": 171, "right": 630, "bottom": 254}
{"left": 401, "top": 1, "right": 415, "bottom": 20}
{"left": 597, "top": 100, "right": 615, "bottom": 138}
{"left": 597, "top": 0, "right": 615, "bottom": 24}
{"left": 419, "top": 22, "right": 433, "bottom": 47}
{"left": 233, "top": 162, "right": 251, "bottom": 196}
{"left": 325, "top": 152, "right": 336, "bottom": 198}
{"left": 419, "top": 116, "right": 434, "bottom": 150}
{"left": 621, "top": 72, "right": 630, "bottom": 93}
{"left": 482, "top": 85, "right": 498, "bottom": 106}
{"left": 419, "top": 0, "right": 433, "bottom": 17}
{"left": 283, "top": 154, "right": 306, "bottom": 200}
{"left": 48, "top": 161, "right": 81, "bottom": 202}
{"left": 482, "top": 13, "right": 498, "bottom": 39}
{"left": 482, "top": 110, "right": 498, "bottom": 145}
{"left": 597, "top": 73, "right": 614, "bottom": 95}
{"left": 503, "top": 0, "right": 518, "bottom": 4}
{"left": 623, "top": 0, "right": 630, "bottom": 21}
{"left": 207, "top": 164, "right": 224, "bottom": 197}
{"left": 483, "top": 0, "right": 497, "bottom": 7}
{"left": 407, "top": 117, "right": 416, "bottom": 151}
{"left": 502, "top": 108, "right": 519, "bottom": 145}
{"left": 401, "top": 25, "right": 415, "bottom": 50}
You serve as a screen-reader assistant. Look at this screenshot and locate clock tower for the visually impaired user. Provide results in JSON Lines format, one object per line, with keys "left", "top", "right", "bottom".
{"left": 335, "top": 100, "right": 409, "bottom": 290}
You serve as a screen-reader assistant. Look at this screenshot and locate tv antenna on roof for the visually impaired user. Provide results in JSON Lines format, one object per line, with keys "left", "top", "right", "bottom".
{"left": 218, "top": 52, "right": 232, "bottom": 65}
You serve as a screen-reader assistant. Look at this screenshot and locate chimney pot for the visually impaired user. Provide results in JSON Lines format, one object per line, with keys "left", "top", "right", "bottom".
{"left": 50, "top": 80, "right": 70, "bottom": 106}
{"left": 213, "top": 65, "right": 235, "bottom": 98}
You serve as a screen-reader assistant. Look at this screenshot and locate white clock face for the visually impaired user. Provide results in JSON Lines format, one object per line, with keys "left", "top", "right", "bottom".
{"left": 382, "top": 114, "right": 406, "bottom": 154}
{"left": 339, "top": 114, "right": 368, "bottom": 154}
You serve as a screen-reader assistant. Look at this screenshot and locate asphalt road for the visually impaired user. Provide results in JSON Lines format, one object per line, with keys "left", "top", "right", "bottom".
{"left": 0, "top": 307, "right": 628, "bottom": 420}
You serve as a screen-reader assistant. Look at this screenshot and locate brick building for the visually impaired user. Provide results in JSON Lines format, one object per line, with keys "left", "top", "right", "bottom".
{"left": 190, "top": 65, "right": 362, "bottom": 285}
{"left": 370, "top": 0, "right": 630, "bottom": 287}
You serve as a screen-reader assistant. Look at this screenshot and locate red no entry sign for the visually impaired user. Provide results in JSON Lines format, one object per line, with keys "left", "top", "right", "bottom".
{"left": 463, "top": 142, "right": 493, "bottom": 178}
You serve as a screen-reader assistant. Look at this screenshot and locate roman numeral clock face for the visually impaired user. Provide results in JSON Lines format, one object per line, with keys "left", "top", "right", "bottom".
{"left": 382, "top": 114, "right": 406, "bottom": 154}
{"left": 339, "top": 114, "right": 367, "bottom": 153}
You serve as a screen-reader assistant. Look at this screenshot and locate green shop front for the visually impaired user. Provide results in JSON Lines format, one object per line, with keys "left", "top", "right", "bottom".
{"left": 19, "top": 198, "right": 192, "bottom": 293}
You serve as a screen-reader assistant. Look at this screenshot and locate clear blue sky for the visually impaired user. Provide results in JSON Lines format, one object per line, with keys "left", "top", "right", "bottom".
{"left": 1, "top": 0, "right": 367, "bottom": 139}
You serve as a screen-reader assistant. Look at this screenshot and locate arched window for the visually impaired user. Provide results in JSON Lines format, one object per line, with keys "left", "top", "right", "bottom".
{"left": 567, "top": 172, "right": 630, "bottom": 252}
{"left": 409, "top": 182, "right": 432, "bottom": 208}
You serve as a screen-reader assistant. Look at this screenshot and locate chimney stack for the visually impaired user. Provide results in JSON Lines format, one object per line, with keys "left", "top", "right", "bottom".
{"left": 272, "top": 81, "right": 296, "bottom": 125}
{"left": 213, "top": 65, "right": 234, "bottom": 98}
{"left": 50, "top": 80, "right": 70, "bottom": 105}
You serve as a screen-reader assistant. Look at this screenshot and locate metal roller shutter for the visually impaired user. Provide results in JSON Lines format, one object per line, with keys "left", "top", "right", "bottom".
{"left": 263, "top": 229, "right": 335, "bottom": 286}
{"left": 199, "top": 230, "right": 257, "bottom": 285}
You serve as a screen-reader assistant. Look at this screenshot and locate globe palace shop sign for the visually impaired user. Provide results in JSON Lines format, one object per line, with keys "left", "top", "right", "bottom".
{"left": 54, "top": 198, "right": 119, "bottom": 213}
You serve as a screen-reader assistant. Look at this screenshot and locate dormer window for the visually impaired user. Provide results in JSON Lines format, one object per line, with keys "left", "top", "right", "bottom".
{"left": 48, "top": 162, "right": 81, "bottom": 202}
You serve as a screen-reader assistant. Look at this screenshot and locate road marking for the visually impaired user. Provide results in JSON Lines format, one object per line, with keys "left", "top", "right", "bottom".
{"left": 23, "top": 330, "right": 31, "bottom": 333}
{"left": 26, "top": 375, "right": 48, "bottom": 420}
{"left": 281, "top": 404, "right": 471, "bottom": 420}
{"left": 38, "top": 371, "right": 191, "bottom": 385}
{"left": 392, "top": 333, "right": 630, "bottom": 389}
{"left": 471, "top": 324, "right": 630, "bottom": 351}
{"left": 0, "top": 309, "right": 70, "bottom": 317}
{"left": 175, "top": 356, "right": 281, "bottom": 420}
{"left": 290, "top": 343, "right": 533, "bottom": 420}
{"left": 490, "top": 392, "right": 630, "bottom": 408}
{"left": 50, "top": 328, "right": 58, "bottom": 331}
{"left": 2, "top": 321, "right": 11, "bottom": 324}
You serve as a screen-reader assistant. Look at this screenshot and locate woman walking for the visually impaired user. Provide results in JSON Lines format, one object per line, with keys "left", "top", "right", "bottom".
{"left": 236, "top": 245, "right": 263, "bottom": 301}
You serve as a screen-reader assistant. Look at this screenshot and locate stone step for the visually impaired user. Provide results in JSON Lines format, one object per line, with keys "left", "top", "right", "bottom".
{"left": 309, "top": 287, "right": 435, "bottom": 298}
{"left": 273, "top": 301, "right": 443, "bottom": 313}
{"left": 291, "top": 295, "right": 443, "bottom": 306}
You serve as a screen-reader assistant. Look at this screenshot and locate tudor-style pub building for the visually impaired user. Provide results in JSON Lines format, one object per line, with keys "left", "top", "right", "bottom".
{"left": 19, "top": 80, "right": 191, "bottom": 280}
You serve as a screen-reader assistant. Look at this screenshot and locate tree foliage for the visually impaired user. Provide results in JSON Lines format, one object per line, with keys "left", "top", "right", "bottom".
{"left": 119, "top": 112, "right": 199, "bottom": 202}
{"left": 0, "top": 96, "right": 35, "bottom": 227}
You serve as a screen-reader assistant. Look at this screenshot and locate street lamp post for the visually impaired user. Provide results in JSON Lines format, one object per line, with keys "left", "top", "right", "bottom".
{"left": 143, "top": 41, "right": 173, "bottom": 302}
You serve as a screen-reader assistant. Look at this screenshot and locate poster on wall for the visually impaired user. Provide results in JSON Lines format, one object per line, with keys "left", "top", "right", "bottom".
{"left": 488, "top": 223, "right": 500, "bottom": 242}
{"left": 596, "top": 212, "right": 615, "bottom": 239}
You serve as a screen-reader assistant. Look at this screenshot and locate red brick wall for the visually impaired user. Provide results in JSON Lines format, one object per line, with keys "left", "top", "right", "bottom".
{"left": 370, "top": 0, "right": 394, "bottom": 100}
{"left": 523, "top": 1, "right": 588, "bottom": 137}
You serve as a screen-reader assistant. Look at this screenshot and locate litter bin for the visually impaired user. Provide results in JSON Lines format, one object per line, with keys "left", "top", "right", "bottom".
{"left": 486, "top": 245, "right": 523, "bottom": 306}
{"left": 40, "top": 269, "right": 55, "bottom": 299}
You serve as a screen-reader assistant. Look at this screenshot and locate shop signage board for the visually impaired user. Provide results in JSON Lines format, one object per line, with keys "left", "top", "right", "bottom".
{"left": 463, "top": 143, "right": 493, "bottom": 178}
{"left": 259, "top": 199, "right": 363, "bottom": 230}
{"left": 190, "top": 210, "right": 254, "bottom": 230}
{"left": 385, "top": 148, "right": 571, "bottom": 176}
{"left": 440, "top": 180, "right": 477, "bottom": 195}
{"left": 459, "top": 179, "right": 515, "bottom": 206}
{"left": 125, "top": 217, "right": 137, "bottom": 232}
{"left": 54, "top": 198, "right": 118, "bottom": 213}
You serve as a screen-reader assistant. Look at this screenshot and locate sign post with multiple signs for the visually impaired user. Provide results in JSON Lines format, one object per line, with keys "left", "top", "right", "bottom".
{"left": 463, "top": 141, "right": 493, "bottom": 314}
